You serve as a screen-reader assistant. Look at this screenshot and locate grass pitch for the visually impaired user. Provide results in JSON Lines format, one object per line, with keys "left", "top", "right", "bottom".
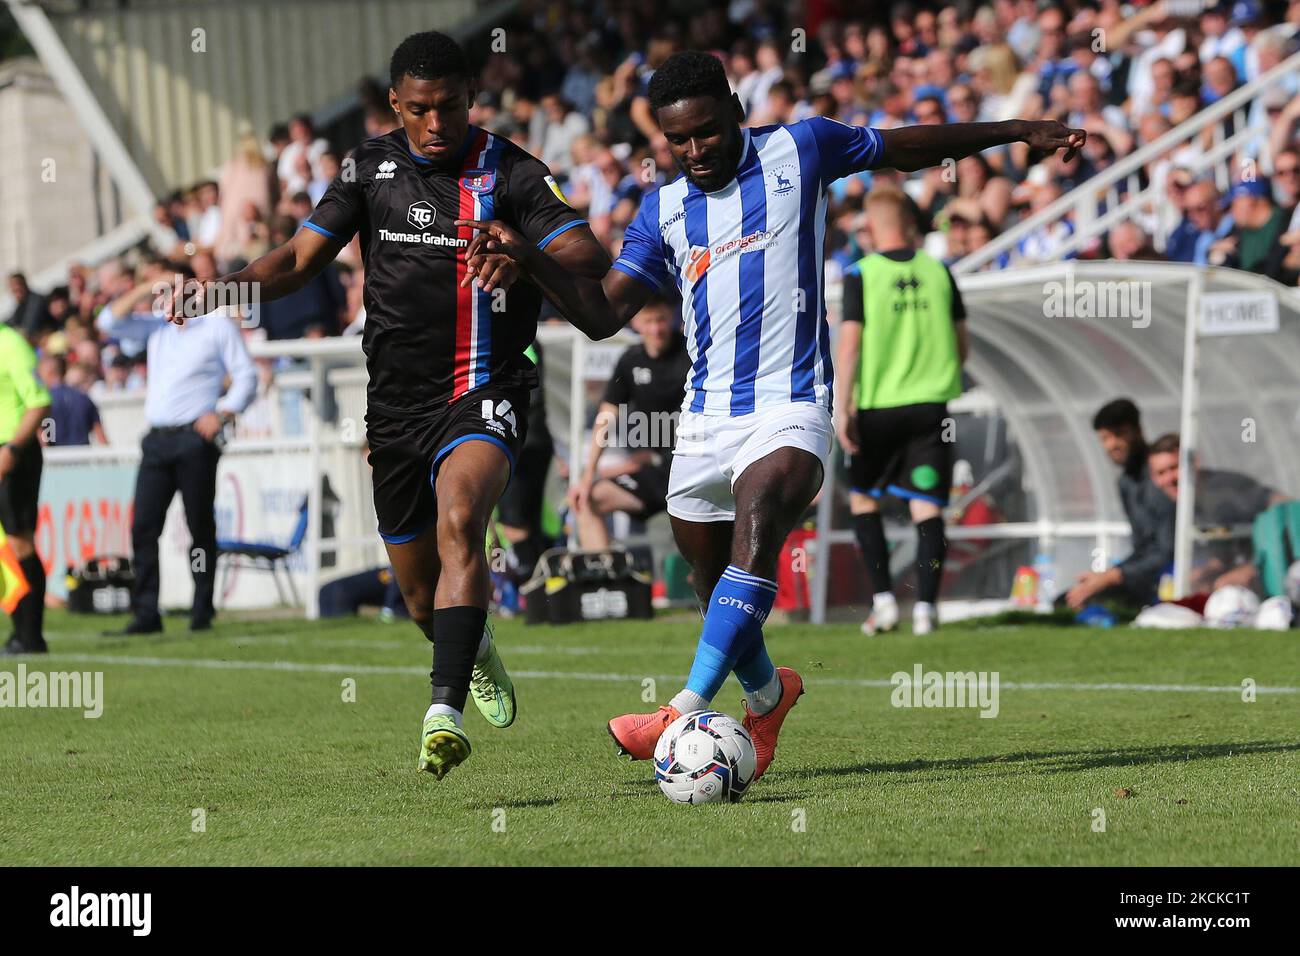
{"left": 1, "top": 609, "right": 1297, "bottom": 866}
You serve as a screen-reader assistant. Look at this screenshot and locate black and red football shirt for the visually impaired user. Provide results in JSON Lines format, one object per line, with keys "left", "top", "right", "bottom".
{"left": 306, "top": 126, "right": 585, "bottom": 416}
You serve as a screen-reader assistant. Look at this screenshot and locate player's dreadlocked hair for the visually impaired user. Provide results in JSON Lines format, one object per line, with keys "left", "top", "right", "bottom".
{"left": 647, "top": 51, "right": 733, "bottom": 113}
{"left": 389, "top": 31, "right": 471, "bottom": 89}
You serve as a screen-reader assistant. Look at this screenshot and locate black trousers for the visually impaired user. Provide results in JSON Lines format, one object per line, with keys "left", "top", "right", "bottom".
{"left": 130, "top": 427, "right": 220, "bottom": 625}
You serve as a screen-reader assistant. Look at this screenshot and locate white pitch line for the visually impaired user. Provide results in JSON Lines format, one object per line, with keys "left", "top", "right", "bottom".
{"left": 30, "top": 654, "right": 1300, "bottom": 695}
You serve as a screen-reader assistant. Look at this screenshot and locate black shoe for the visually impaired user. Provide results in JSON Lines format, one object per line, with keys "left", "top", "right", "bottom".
{"left": 3, "top": 635, "right": 48, "bottom": 655}
{"left": 190, "top": 618, "right": 213, "bottom": 632}
{"left": 102, "top": 617, "right": 163, "bottom": 637}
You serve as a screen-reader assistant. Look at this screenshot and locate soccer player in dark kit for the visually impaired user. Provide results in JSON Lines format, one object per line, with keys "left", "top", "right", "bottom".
{"left": 169, "top": 31, "right": 611, "bottom": 779}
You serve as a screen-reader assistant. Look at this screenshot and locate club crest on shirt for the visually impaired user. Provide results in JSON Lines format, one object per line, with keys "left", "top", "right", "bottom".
{"left": 767, "top": 163, "right": 796, "bottom": 195}
{"left": 461, "top": 169, "right": 496, "bottom": 193}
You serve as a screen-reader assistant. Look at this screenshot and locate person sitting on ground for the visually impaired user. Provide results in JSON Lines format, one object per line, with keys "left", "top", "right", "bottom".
{"left": 1066, "top": 398, "right": 1174, "bottom": 610}
{"left": 567, "top": 295, "right": 690, "bottom": 549}
{"left": 1146, "top": 432, "right": 1289, "bottom": 593}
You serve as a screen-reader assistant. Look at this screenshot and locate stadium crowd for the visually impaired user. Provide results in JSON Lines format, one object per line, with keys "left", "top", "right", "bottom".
{"left": 8, "top": 0, "right": 1300, "bottom": 444}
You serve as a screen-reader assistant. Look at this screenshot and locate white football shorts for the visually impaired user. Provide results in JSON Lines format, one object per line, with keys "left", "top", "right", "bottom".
{"left": 666, "top": 401, "right": 833, "bottom": 523}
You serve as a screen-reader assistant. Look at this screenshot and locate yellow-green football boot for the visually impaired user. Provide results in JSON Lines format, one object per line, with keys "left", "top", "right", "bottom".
{"left": 469, "top": 627, "right": 517, "bottom": 728}
{"left": 417, "top": 714, "right": 471, "bottom": 779}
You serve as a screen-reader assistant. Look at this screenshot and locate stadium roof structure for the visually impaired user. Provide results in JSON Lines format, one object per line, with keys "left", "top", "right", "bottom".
{"left": 956, "top": 260, "right": 1300, "bottom": 527}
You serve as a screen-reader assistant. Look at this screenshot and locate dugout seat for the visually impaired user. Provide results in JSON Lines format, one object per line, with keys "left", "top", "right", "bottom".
{"left": 216, "top": 497, "right": 309, "bottom": 606}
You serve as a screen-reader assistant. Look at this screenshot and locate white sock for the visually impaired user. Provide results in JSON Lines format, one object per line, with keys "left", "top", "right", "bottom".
{"left": 424, "top": 703, "right": 462, "bottom": 727}
{"left": 474, "top": 627, "right": 492, "bottom": 665}
{"left": 746, "top": 669, "right": 783, "bottom": 716}
{"left": 914, "top": 601, "right": 935, "bottom": 618}
{"left": 669, "top": 689, "right": 709, "bottom": 714}
{"left": 874, "top": 592, "right": 898, "bottom": 611}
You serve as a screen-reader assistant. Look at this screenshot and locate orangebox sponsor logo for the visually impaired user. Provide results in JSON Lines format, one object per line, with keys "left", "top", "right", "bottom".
{"left": 684, "top": 230, "right": 777, "bottom": 282}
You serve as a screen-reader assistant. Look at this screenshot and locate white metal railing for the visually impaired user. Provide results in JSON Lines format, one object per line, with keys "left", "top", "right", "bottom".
{"left": 953, "top": 48, "right": 1300, "bottom": 275}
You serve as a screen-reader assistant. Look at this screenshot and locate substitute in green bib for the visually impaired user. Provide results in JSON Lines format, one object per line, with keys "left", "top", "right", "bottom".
{"left": 0, "top": 323, "right": 52, "bottom": 655}
{"left": 834, "top": 186, "right": 969, "bottom": 637}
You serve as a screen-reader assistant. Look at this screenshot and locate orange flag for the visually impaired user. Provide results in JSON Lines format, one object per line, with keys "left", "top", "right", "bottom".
{"left": 0, "top": 521, "right": 30, "bottom": 614}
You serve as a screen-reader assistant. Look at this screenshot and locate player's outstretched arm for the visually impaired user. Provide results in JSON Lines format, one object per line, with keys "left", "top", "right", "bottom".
{"left": 458, "top": 219, "right": 646, "bottom": 341}
{"left": 166, "top": 227, "right": 346, "bottom": 325}
{"left": 877, "top": 120, "right": 1085, "bottom": 172}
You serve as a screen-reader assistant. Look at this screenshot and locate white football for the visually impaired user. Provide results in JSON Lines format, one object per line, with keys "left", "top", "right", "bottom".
{"left": 1285, "top": 560, "right": 1300, "bottom": 607}
{"left": 1133, "top": 602, "right": 1205, "bottom": 629}
{"left": 1255, "top": 596, "right": 1294, "bottom": 631}
{"left": 654, "top": 710, "right": 756, "bottom": 804}
{"left": 1203, "top": 585, "right": 1261, "bottom": 628}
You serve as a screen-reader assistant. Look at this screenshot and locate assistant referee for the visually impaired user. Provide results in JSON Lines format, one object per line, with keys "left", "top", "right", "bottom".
{"left": 0, "top": 323, "right": 51, "bottom": 655}
{"left": 835, "top": 186, "right": 969, "bottom": 637}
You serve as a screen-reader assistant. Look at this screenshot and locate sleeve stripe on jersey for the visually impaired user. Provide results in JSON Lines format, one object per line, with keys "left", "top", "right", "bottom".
{"left": 611, "top": 258, "right": 663, "bottom": 290}
{"left": 537, "top": 219, "right": 588, "bottom": 250}
{"left": 302, "top": 220, "right": 341, "bottom": 240}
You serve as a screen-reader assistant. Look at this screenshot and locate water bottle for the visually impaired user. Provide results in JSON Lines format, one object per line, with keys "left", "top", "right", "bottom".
{"left": 1033, "top": 553, "right": 1056, "bottom": 613}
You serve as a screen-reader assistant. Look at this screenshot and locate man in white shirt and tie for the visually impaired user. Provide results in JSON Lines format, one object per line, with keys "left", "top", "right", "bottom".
{"left": 97, "top": 272, "right": 258, "bottom": 634}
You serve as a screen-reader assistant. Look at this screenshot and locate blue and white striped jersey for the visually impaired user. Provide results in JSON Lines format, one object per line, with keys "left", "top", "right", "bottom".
{"left": 612, "top": 117, "right": 883, "bottom": 415}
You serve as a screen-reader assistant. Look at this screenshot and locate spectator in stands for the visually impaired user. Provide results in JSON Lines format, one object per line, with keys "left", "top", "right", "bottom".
{"left": 277, "top": 114, "right": 328, "bottom": 199}
{"left": 152, "top": 201, "right": 186, "bottom": 258}
{"left": 216, "top": 132, "right": 272, "bottom": 263}
{"left": 6, "top": 273, "right": 51, "bottom": 342}
{"left": 36, "top": 353, "right": 105, "bottom": 446}
{"left": 1066, "top": 399, "right": 1174, "bottom": 610}
{"left": 95, "top": 353, "right": 137, "bottom": 395}
{"left": 1147, "top": 432, "right": 1289, "bottom": 592}
{"left": 1015, "top": 180, "right": 1077, "bottom": 261}
{"left": 568, "top": 295, "right": 690, "bottom": 550}
{"left": 1168, "top": 177, "right": 1233, "bottom": 265}
{"left": 45, "top": 287, "right": 72, "bottom": 327}
{"left": 217, "top": 200, "right": 271, "bottom": 269}
{"left": 1272, "top": 147, "right": 1300, "bottom": 225}
{"left": 252, "top": 216, "right": 346, "bottom": 339}
{"left": 286, "top": 191, "right": 315, "bottom": 226}
{"left": 1067, "top": 71, "right": 1133, "bottom": 156}
{"left": 537, "top": 94, "right": 590, "bottom": 177}
{"left": 1199, "top": 3, "right": 1247, "bottom": 63}
{"left": 1209, "top": 178, "right": 1287, "bottom": 271}
{"left": 1201, "top": 55, "right": 1239, "bottom": 106}
{"left": 98, "top": 278, "right": 258, "bottom": 635}
{"left": 309, "top": 151, "right": 341, "bottom": 206}
{"left": 191, "top": 181, "right": 223, "bottom": 252}
{"left": 1107, "top": 220, "right": 1158, "bottom": 260}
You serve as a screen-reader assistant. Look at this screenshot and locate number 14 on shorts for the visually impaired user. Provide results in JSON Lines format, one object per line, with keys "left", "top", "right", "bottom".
{"left": 482, "top": 399, "right": 518, "bottom": 437}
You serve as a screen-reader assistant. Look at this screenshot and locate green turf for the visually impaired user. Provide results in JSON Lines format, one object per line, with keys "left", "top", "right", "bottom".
{"left": 1, "top": 609, "right": 1297, "bottom": 866}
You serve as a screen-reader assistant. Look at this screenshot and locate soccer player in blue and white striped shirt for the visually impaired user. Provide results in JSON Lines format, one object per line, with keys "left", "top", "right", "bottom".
{"left": 460, "top": 51, "right": 1084, "bottom": 779}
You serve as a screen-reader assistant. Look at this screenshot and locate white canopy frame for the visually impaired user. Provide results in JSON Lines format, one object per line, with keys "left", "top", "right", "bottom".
{"left": 811, "top": 261, "right": 1300, "bottom": 623}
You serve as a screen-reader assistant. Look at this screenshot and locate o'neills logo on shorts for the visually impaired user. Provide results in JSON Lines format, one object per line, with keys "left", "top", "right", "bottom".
{"left": 684, "top": 230, "right": 777, "bottom": 282}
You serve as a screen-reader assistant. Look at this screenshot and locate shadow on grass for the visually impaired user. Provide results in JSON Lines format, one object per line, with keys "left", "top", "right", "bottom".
{"left": 788, "top": 740, "right": 1300, "bottom": 782}
{"left": 472, "top": 796, "right": 564, "bottom": 810}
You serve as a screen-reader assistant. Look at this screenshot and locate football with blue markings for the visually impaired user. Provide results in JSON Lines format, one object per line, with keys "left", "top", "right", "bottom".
{"left": 654, "top": 710, "right": 757, "bottom": 804}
